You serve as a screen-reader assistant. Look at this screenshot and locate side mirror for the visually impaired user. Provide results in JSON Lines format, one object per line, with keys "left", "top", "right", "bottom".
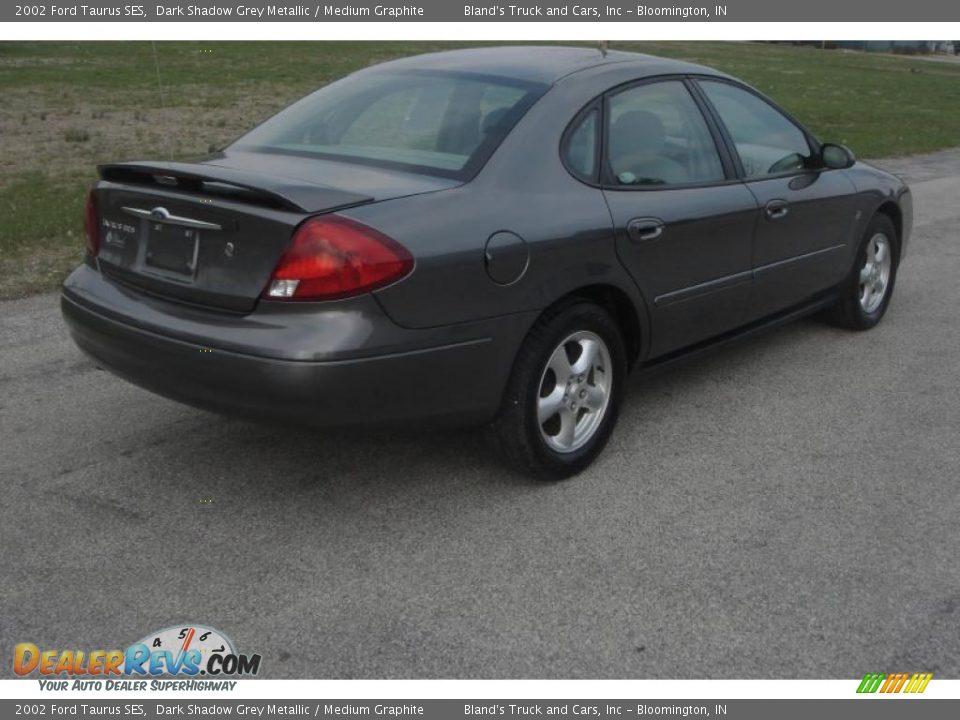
{"left": 820, "top": 143, "right": 856, "bottom": 170}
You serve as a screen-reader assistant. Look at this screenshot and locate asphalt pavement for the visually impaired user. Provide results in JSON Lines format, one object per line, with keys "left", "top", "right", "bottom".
{"left": 2, "top": 150, "right": 959, "bottom": 678}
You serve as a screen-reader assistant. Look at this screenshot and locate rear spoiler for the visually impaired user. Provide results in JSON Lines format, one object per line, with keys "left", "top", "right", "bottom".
{"left": 98, "top": 161, "right": 373, "bottom": 214}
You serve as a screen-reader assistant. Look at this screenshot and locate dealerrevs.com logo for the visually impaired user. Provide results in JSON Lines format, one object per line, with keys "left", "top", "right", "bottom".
{"left": 14, "top": 625, "right": 261, "bottom": 690}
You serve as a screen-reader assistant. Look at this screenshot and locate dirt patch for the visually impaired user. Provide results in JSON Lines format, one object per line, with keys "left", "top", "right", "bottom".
{"left": 0, "top": 80, "right": 302, "bottom": 299}
{"left": 0, "top": 82, "right": 297, "bottom": 184}
{"left": 0, "top": 242, "right": 83, "bottom": 298}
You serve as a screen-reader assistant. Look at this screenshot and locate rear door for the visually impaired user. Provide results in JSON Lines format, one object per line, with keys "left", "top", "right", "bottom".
{"left": 598, "top": 78, "right": 760, "bottom": 358}
{"left": 695, "top": 79, "right": 859, "bottom": 319}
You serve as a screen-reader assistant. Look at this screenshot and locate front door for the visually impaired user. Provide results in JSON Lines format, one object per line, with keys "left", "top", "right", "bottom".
{"left": 696, "top": 79, "right": 859, "bottom": 319}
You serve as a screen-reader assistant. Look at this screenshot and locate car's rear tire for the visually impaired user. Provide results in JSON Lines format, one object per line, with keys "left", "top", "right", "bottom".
{"left": 826, "top": 213, "right": 900, "bottom": 330}
{"left": 490, "top": 300, "right": 628, "bottom": 481}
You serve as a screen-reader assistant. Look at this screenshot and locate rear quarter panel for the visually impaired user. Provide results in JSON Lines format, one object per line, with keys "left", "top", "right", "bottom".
{"left": 346, "top": 72, "right": 649, "bottom": 345}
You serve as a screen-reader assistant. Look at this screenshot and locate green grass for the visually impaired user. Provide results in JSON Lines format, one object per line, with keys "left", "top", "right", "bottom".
{"left": 1, "top": 41, "right": 959, "bottom": 299}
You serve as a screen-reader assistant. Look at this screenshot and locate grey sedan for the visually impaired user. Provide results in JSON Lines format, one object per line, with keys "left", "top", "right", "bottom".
{"left": 62, "top": 46, "right": 912, "bottom": 479}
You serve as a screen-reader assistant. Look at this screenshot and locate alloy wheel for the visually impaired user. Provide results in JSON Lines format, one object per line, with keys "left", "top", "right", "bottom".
{"left": 859, "top": 232, "right": 893, "bottom": 314}
{"left": 536, "top": 331, "right": 613, "bottom": 453}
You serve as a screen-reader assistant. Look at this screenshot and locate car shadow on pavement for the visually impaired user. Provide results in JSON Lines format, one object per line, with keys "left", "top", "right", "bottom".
{"left": 91, "top": 312, "right": 829, "bottom": 506}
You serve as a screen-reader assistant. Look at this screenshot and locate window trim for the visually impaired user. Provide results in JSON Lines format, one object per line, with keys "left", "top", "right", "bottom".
{"left": 690, "top": 75, "right": 824, "bottom": 183}
{"left": 600, "top": 75, "right": 738, "bottom": 191}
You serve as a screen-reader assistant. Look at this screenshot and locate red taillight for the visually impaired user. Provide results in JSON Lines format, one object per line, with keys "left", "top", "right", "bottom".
{"left": 83, "top": 190, "right": 99, "bottom": 257}
{"left": 264, "top": 215, "right": 414, "bottom": 301}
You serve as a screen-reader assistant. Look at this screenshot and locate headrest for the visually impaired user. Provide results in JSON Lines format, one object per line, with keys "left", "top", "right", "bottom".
{"left": 610, "top": 110, "right": 666, "bottom": 157}
{"left": 481, "top": 107, "right": 511, "bottom": 135}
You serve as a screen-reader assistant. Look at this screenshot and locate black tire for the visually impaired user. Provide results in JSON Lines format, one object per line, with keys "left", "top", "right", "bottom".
{"left": 490, "top": 300, "right": 628, "bottom": 481}
{"left": 825, "top": 213, "right": 900, "bottom": 330}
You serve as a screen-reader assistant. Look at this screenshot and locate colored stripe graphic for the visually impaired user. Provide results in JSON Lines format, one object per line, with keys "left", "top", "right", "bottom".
{"left": 904, "top": 674, "right": 922, "bottom": 693}
{"left": 891, "top": 673, "right": 909, "bottom": 693}
{"left": 856, "top": 672, "right": 932, "bottom": 693}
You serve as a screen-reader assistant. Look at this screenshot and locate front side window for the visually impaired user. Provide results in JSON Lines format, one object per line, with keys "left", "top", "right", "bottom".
{"left": 699, "top": 81, "right": 811, "bottom": 178}
{"left": 232, "top": 71, "right": 544, "bottom": 178}
{"left": 605, "top": 80, "right": 725, "bottom": 187}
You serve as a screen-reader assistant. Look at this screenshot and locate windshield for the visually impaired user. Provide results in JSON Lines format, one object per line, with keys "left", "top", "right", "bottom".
{"left": 231, "top": 70, "right": 547, "bottom": 179}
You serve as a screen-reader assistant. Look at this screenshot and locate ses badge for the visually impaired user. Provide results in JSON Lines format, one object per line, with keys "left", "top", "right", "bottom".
{"left": 102, "top": 218, "right": 136, "bottom": 249}
{"left": 14, "top": 624, "right": 261, "bottom": 679}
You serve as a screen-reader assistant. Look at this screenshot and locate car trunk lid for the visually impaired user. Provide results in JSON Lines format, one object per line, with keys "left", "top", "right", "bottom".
{"left": 92, "top": 158, "right": 452, "bottom": 313}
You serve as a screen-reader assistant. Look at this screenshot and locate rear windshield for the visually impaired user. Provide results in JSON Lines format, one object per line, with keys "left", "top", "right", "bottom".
{"left": 231, "top": 70, "right": 547, "bottom": 179}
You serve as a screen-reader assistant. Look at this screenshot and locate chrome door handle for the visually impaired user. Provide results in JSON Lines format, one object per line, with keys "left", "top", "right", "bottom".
{"left": 627, "top": 218, "right": 665, "bottom": 242}
{"left": 765, "top": 200, "right": 789, "bottom": 221}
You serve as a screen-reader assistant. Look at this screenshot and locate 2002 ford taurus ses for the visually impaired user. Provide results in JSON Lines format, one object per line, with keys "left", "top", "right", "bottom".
{"left": 62, "top": 46, "right": 912, "bottom": 479}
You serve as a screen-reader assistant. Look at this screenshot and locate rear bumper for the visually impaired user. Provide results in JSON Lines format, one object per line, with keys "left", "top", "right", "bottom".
{"left": 61, "top": 265, "right": 535, "bottom": 428}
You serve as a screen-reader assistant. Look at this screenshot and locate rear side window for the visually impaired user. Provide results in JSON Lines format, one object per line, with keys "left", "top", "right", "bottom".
{"left": 605, "top": 80, "right": 725, "bottom": 187}
{"left": 233, "top": 71, "right": 545, "bottom": 179}
{"left": 564, "top": 109, "right": 599, "bottom": 181}
{"left": 699, "top": 81, "right": 811, "bottom": 178}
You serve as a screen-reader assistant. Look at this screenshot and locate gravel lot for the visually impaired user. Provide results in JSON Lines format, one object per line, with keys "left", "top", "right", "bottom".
{"left": 1, "top": 151, "right": 958, "bottom": 679}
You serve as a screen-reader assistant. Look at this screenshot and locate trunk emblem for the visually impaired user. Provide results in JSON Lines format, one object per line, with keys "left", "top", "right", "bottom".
{"left": 224, "top": 242, "right": 235, "bottom": 258}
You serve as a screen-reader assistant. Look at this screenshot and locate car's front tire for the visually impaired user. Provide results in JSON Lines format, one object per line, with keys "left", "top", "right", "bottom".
{"left": 490, "top": 300, "right": 628, "bottom": 481}
{"left": 826, "top": 213, "right": 900, "bottom": 330}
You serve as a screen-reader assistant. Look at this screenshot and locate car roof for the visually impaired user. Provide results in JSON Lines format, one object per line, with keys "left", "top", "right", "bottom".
{"left": 363, "top": 46, "right": 725, "bottom": 85}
